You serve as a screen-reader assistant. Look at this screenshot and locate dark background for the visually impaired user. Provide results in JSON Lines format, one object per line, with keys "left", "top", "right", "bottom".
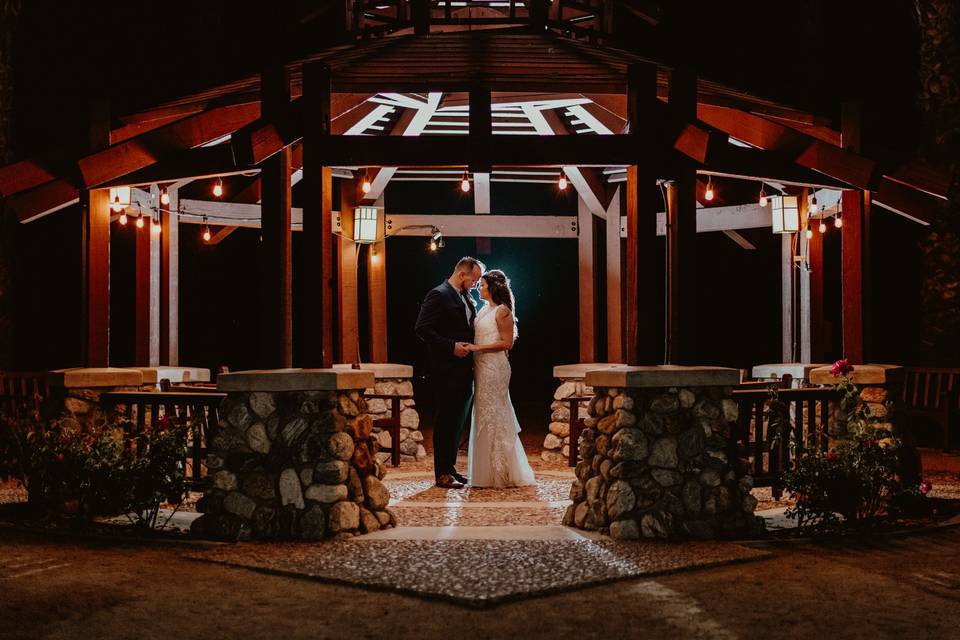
{"left": 4, "top": 1, "right": 929, "bottom": 404}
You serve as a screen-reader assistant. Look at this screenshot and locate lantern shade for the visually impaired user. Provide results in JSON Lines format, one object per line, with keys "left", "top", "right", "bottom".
{"left": 771, "top": 194, "right": 800, "bottom": 234}
{"left": 353, "top": 206, "right": 379, "bottom": 243}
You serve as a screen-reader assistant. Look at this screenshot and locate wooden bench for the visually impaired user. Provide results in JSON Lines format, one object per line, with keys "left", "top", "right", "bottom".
{"left": 901, "top": 367, "right": 960, "bottom": 451}
{"left": 365, "top": 393, "right": 413, "bottom": 467}
{"left": 0, "top": 371, "right": 48, "bottom": 418}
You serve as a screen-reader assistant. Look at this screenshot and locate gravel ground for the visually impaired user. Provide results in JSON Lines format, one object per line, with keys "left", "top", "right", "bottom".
{"left": 186, "top": 537, "right": 769, "bottom": 606}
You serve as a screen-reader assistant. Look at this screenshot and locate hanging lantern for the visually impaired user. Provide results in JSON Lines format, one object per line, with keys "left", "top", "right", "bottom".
{"left": 353, "top": 206, "right": 379, "bottom": 243}
{"left": 770, "top": 194, "right": 800, "bottom": 234}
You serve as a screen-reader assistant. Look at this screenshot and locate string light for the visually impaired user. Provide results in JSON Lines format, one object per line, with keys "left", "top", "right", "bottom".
{"left": 111, "top": 196, "right": 123, "bottom": 213}
{"left": 558, "top": 172, "right": 568, "bottom": 190}
{"left": 758, "top": 184, "right": 767, "bottom": 207}
{"left": 136, "top": 211, "right": 145, "bottom": 228}
{"left": 119, "top": 210, "right": 128, "bottom": 225}
{"left": 160, "top": 187, "right": 170, "bottom": 206}
{"left": 202, "top": 216, "right": 211, "bottom": 242}
{"left": 809, "top": 191, "right": 819, "bottom": 214}
{"left": 704, "top": 177, "right": 715, "bottom": 202}
{"left": 361, "top": 170, "right": 372, "bottom": 195}
{"left": 805, "top": 222, "right": 813, "bottom": 239}
{"left": 460, "top": 170, "right": 471, "bottom": 193}
{"left": 151, "top": 214, "right": 162, "bottom": 234}
{"left": 429, "top": 239, "right": 437, "bottom": 252}
{"left": 818, "top": 218, "right": 827, "bottom": 234}
{"left": 835, "top": 198, "right": 843, "bottom": 228}
{"left": 213, "top": 177, "right": 224, "bottom": 198}
{"left": 370, "top": 245, "right": 379, "bottom": 265}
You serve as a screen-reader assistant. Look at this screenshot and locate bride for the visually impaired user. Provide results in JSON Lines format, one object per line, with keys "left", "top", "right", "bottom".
{"left": 465, "top": 270, "right": 536, "bottom": 488}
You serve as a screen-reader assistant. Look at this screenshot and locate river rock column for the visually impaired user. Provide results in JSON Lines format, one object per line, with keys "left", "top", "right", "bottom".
{"left": 564, "top": 366, "right": 764, "bottom": 540}
{"left": 542, "top": 364, "right": 622, "bottom": 462}
{"left": 45, "top": 368, "right": 153, "bottom": 428}
{"left": 192, "top": 369, "right": 396, "bottom": 541}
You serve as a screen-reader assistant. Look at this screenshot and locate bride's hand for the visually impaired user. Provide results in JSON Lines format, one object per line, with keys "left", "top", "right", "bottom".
{"left": 465, "top": 343, "right": 478, "bottom": 352}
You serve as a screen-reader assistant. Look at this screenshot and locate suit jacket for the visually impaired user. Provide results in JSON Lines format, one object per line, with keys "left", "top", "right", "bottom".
{"left": 415, "top": 281, "right": 476, "bottom": 377}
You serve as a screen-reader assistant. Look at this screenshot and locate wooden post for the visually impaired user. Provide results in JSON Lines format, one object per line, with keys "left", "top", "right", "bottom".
{"left": 578, "top": 195, "right": 596, "bottom": 362}
{"left": 160, "top": 184, "right": 179, "bottom": 365}
{"left": 259, "top": 64, "right": 294, "bottom": 368}
{"left": 301, "top": 62, "right": 335, "bottom": 367}
{"left": 469, "top": 86, "right": 492, "bottom": 174}
{"left": 625, "top": 63, "right": 660, "bottom": 365}
{"left": 781, "top": 232, "right": 795, "bottom": 362}
{"left": 135, "top": 185, "right": 161, "bottom": 366}
{"left": 338, "top": 179, "right": 360, "bottom": 364}
{"left": 841, "top": 190, "right": 865, "bottom": 363}
{"left": 367, "top": 195, "right": 388, "bottom": 362}
{"left": 666, "top": 66, "right": 698, "bottom": 365}
{"left": 798, "top": 188, "right": 815, "bottom": 363}
{"left": 605, "top": 187, "right": 623, "bottom": 362}
{"left": 411, "top": 0, "right": 429, "bottom": 34}
{"left": 807, "top": 211, "right": 825, "bottom": 362}
{"left": 81, "top": 100, "right": 110, "bottom": 367}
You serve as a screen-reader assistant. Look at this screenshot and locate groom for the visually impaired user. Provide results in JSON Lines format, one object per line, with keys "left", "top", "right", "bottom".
{"left": 415, "top": 256, "right": 485, "bottom": 489}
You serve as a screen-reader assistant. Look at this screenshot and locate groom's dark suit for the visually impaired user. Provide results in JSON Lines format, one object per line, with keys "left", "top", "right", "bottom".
{"left": 415, "top": 281, "right": 476, "bottom": 481}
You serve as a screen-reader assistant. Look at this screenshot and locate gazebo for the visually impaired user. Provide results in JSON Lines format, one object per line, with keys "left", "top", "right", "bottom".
{"left": 0, "top": 0, "right": 947, "bottom": 374}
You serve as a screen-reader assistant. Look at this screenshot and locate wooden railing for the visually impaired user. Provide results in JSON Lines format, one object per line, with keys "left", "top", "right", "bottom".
{"left": 731, "top": 387, "right": 840, "bottom": 494}
{"left": 901, "top": 366, "right": 960, "bottom": 450}
{"left": 100, "top": 391, "right": 226, "bottom": 490}
{"left": 366, "top": 394, "right": 414, "bottom": 467}
{"left": 0, "top": 371, "right": 49, "bottom": 418}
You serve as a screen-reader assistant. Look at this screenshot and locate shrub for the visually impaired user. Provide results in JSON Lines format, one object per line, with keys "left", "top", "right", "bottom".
{"left": 0, "top": 410, "right": 188, "bottom": 529}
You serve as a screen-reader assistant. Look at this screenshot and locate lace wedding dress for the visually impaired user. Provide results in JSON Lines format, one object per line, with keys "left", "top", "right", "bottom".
{"left": 467, "top": 304, "right": 536, "bottom": 488}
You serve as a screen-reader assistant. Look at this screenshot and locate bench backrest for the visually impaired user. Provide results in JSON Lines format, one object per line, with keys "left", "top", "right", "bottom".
{"left": 0, "top": 371, "right": 49, "bottom": 418}
{"left": 902, "top": 367, "right": 960, "bottom": 410}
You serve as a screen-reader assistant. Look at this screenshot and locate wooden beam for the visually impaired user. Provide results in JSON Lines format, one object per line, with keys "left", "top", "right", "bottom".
{"left": 473, "top": 171, "right": 491, "bottom": 214}
{"left": 697, "top": 104, "right": 878, "bottom": 190}
{"left": 578, "top": 195, "right": 596, "bottom": 362}
{"left": 0, "top": 158, "right": 59, "bottom": 197}
{"left": 77, "top": 103, "right": 260, "bottom": 189}
{"left": 625, "top": 63, "right": 661, "bottom": 365}
{"left": 666, "top": 66, "right": 698, "bottom": 365}
{"left": 722, "top": 230, "right": 756, "bottom": 250}
{"left": 259, "top": 65, "right": 294, "bottom": 368}
{"left": 386, "top": 213, "right": 577, "bottom": 237}
{"left": 605, "top": 187, "right": 623, "bottom": 362}
{"left": 207, "top": 225, "right": 238, "bottom": 245}
{"left": 338, "top": 180, "right": 360, "bottom": 364}
{"left": 874, "top": 177, "right": 937, "bottom": 225}
{"left": 160, "top": 185, "right": 179, "bottom": 365}
{"left": 135, "top": 188, "right": 161, "bottom": 366}
{"left": 368, "top": 195, "right": 388, "bottom": 362}
{"left": 300, "top": 62, "right": 335, "bottom": 367}
{"left": 841, "top": 190, "right": 865, "bottom": 363}
{"left": 81, "top": 188, "right": 110, "bottom": 367}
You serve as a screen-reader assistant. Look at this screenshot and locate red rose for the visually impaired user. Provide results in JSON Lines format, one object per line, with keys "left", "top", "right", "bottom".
{"left": 826, "top": 452, "right": 838, "bottom": 463}
{"left": 831, "top": 359, "right": 854, "bottom": 377}
{"left": 920, "top": 481, "right": 933, "bottom": 495}
{"left": 55, "top": 453, "right": 65, "bottom": 462}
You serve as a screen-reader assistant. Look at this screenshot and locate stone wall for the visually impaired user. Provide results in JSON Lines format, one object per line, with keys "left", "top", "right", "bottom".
{"left": 565, "top": 367, "right": 763, "bottom": 540}
{"left": 541, "top": 379, "right": 592, "bottom": 462}
{"left": 192, "top": 372, "right": 395, "bottom": 540}
{"left": 367, "top": 378, "right": 427, "bottom": 463}
{"left": 45, "top": 368, "right": 154, "bottom": 429}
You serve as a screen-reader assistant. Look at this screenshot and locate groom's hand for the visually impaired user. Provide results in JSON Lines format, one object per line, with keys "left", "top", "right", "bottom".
{"left": 453, "top": 342, "right": 470, "bottom": 358}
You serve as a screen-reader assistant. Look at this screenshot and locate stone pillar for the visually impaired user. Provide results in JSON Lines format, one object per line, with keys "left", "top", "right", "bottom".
{"left": 564, "top": 366, "right": 763, "bottom": 540}
{"left": 45, "top": 368, "right": 150, "bottom": 427}
{"left": 192, "top": 369, "right": 395, "bottom": 540}
{"left": 334, "top": 363, "right": 427, "bottom": 462}
{"left": 809, "top": 364, "right": 904, "bottom": 433}
{"left": 542, "top": 363, "right": 622, "bottom": 462}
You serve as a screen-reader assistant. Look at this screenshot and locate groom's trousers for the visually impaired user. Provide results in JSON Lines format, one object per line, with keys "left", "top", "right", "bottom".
{"left": 431, "top": 372, "right": 474, "bottom": 480}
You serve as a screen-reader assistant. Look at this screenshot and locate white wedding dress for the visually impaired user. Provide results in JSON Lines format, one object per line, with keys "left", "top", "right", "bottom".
{"left": 467, "top": 304, "right": 536, "bottom": 488}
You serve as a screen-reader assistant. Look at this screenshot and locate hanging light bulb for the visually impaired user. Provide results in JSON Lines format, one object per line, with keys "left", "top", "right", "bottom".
{"left": 119, "top": 210, "right": 128, "bottom": 225}
{"left": 429, "top": 239, "right": 437, "bottom": 252}
{"left": 818, "top": 219, "right": 827, "bottom": 234}
{"left": 160, "top": 187, "right": 170, "bottom": 206}
{"left": 135, "top": 212, "right": 145, "bottom": 229}
{"left": 805, "top": 223, "right": 813, "bottom": 240}
{"left": 202, "top": 216, "right": 211, "bottom": 242}
{"left": 111, "top": 195, "right": 123, "bottom": 213}
{"left": 809, "top": 191, "right": 819, "bottom": 214}
{"left": 758, "top": 184, "right": 767, "bottom": 207}
{"left": 704, "top": 177, "right": 715, "bottom": 202}
{"left": 370, "top": 246, "right": 380, "bottom": 265}
{"left": 361, "top": 170, "right": 372, "bottom": 195}
{"left": 835, "top": 198, "right": 843, "bottom": 228}
{"left": 213, "top": 177, "right": 224, "bottom": 198}
{"left": 151, "top": 215, "right": 162, "bottom": 233}
{"left": 558, "top": 172, "right": 568, "bottom": 190}
{"left": 460, "top": 170, "right": 471, "bottom": 193}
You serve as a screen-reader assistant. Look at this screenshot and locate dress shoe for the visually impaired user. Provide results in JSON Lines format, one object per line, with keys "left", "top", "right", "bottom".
{"left": 451, "top": 471, "right": 468, "bottom": 485}
{"left": 436, "top": 474, "right": 464, "bottom": 489}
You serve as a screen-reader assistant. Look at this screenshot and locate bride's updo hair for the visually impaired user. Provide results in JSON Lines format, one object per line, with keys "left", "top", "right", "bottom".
{"left": 482, "top": 269, "right": 518, "bottom": 338}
